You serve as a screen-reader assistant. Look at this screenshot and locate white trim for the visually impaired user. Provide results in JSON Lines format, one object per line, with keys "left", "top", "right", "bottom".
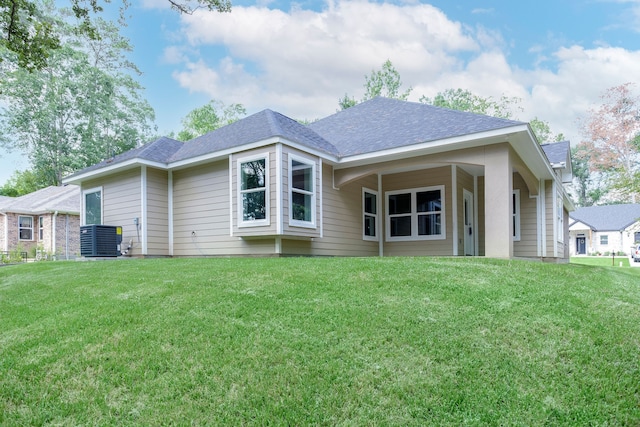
{"left": 362, "top": 187, "right": 379, "bottom": 242}
{"left": 18, "top": 215, "right": 34, "bottom": 241}
{"left": 319, "top": 158, "right": 324, "bottom": 238}
{"left": 513, "top": 189, "right": 521, "bottom": 241}
{"left": 473, "top": 175, "right": 479, "bottom": 256}
{"left": 141, "top": 165, "right": 148, "bottom": 255}
{"left": 237, "top": 152, "right": 270, "bottom": 228}
{"left": 38, "top": 215, "right": 44, "bottom": 241}
{"left": 378, "top": 173, "right": 383, "bottom": 257}
{"left": 385, "top": 185, "right": 446, "bottom": 242}
{"left": 229, "top": 154, "right": 234, "bottom": 236}
{"left": 63, "top": 158, "right": 168, "bottom": 185}
{"left": 540, "top": 179, "right": 547, "bottom": 258}
{"left": 276, "top": 143, "right": 283, "bottom": 235}
{"left": 82, "top": 186, "right": 103, "bottom": 226}
{"left": 288, "top": 152, "right": 317, "bottom": 229}
{"left": 168, "top": 170, "right": 174, "bottom": 256}
{"left": 552, "top": 181, "right": 559, "bottom": 257}
{"left": 452, "top": 166, "right": 458, "bottom": 256}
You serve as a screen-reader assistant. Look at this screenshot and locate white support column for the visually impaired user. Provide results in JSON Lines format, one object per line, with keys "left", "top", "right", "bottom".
{"left": 378, "top": 173, "right": 383, "bottom": 257}
{"left": 141, "top": 165, "right": 148, "bottom": 255}
{"left": 484, "top": 144, "right": 513, "bottom": 258}
{"left": 451, "top": 165, "right": 458, "bottom": 256}
{"left": 168, "top": 170, "right": 174, "bottom": 256}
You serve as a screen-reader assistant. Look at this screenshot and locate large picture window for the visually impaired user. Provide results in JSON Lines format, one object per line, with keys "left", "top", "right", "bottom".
{"left": 19, "top": 216, "right": 33, "bottom": 240}
{"left": 239, "top": 156, "right": 268, "bottom": 226}
{"left": 83, "top": 187, "right": 102, "bottom": 225}
{"left": 289, "top": 155, "right": 316, "bottom": 227}
{"left": 363, "top": 188, "right": 378, "bottom": 241}
{"left": 386, "top": 186, "right": 445, "bottom": 241}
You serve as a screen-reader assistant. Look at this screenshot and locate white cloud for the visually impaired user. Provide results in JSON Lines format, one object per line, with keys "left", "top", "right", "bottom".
{"left": 164, "top": 0, "right": 640, "bottom": 143}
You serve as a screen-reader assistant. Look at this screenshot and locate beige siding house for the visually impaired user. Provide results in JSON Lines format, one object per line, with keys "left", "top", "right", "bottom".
{"left": 63, "top": 97, "right": 573, "bottom": 260}
{"left": 0, "top": 186, "right": 80, "bottom": 260}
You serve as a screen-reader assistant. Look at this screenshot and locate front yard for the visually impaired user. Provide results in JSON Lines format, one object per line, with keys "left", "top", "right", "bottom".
{"left": 1, "top": 257, "right": 639, "bottom": 425}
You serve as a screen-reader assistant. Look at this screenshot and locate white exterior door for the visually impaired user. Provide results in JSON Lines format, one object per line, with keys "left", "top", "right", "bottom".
{"left": 463, "top": 190, "right": 475, "bottom": 256}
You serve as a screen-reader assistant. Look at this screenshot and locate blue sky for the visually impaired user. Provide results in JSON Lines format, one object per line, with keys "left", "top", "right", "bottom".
{"left": 2, "top": 0, "right": 640, "bottom": 184}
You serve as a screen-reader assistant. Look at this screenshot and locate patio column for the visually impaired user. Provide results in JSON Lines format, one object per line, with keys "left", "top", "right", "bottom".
{"left": 484, "top": 144, "right": 513, "bottom": 258}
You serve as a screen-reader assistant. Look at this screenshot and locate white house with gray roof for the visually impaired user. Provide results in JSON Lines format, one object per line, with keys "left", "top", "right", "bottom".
{"left": 569, "top": 204, "right": 640, "bottom": 256}
{"left": 63, "top": 97, "right": 573, "bottom": 260}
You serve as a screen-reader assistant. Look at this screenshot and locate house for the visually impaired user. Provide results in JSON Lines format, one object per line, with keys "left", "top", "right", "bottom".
{"left": 63, "top": 97, "right": 573, "bottom": 260}
{"left": 569, "top": 204, "right": 640, "bottom": 256}
{"left": 0, "top": 185, "right": 81, "bottom": 259}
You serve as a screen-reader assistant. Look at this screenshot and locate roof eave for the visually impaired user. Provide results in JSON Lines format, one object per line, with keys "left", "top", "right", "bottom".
{"left": 62, "top": 158, "right": 169, "bottom": 185}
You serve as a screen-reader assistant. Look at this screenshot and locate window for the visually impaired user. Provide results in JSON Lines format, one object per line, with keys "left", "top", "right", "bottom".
{"left": 289, "top": 155, "right": 316, "bottom": 227}
{"left": 83, "top": 187, "right": 102, "bottom": 225}
{"left": 38, "top": 216, "right": 44, "bottom": 240}
{"left": 513, "top": 190, "right": 520, "bottom": 241}
{"left": 19, "top": 216, "right": 34, "bottom": 240}
{"left": 600, "top": 235, "right": 608, "bottom": 245}
{"left": 386, "top": 186, "right": 445, "bottom": 241}
{"left": 239, "top": 156, "right": 268, "bottom": 226}
{"left": 557, "top": 194, "right": 564, "bottom": 243}
{"left": 363, "top": 189, "right": 378, "bottom": 241}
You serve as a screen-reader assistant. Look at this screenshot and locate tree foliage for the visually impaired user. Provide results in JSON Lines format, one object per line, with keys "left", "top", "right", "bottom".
{"left": 1, "top": 0, "right": 231, "bottom": 72}
{"left": 581, "top": 82, "right": 640, "bottom": 203}
{"left": 420, "top": 88, "right": 521, "bottom": 120}
{"left": 175, "top": 100, "right": 246, "bottom": 141}
{"left": 338, "top": 60, "right": 412, "bottom": 110}
{"left": 0, "top": 13, "right": 155, "bottom": 186}
{"left": 0, "top": 169, "right": 45, "bottom": 196}
{"left": 570, "top": 142, "right": 606, "bottom": 207}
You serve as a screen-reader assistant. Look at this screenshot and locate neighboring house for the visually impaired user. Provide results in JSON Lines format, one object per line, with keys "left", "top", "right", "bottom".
{"left": 63, "top": 97, "right": 573, "bottom": 260}
{"left": 569, "top": 204, "right": 640, "bottom": 256}
{"left": 0, "top": 185, "right": 81, "bottom": 259}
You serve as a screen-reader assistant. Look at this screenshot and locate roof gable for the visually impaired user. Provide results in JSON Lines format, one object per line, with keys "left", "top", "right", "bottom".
{"left": 569, "top": 204, "right": 640, "bottom": 231}
{"left": 308, "top": 97, "right": 524, "bottom": 157}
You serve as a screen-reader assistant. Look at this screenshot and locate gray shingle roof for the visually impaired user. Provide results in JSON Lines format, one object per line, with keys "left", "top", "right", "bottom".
{"left": 169, "top": 109, "right": 339, "bottom": 162}
{"left": 308, "top": 97, "right": 524, "bottom": 157}
{"left": 569, "top": 204, "right": 640, "bottom": 231}
{"left": 65, "top": 97, "right": 529, "bottom": 180}
{"left": 0, "top": 185, "right": 80, "bottom": 214}
{"left": 541, "top": 140, "right": 570, "bottom": 165}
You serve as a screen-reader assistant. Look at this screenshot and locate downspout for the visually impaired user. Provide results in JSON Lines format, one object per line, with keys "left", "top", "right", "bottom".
{"left": 53, "top": 211, "right": 58, "bottom": 258}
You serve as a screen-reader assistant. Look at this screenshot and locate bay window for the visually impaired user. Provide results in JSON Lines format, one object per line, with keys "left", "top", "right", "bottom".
{"left": 289, "top": 155, "right": 315, "bottom": 227}
{"left": 239, "top": 156, "right": 268, "bottom": 226}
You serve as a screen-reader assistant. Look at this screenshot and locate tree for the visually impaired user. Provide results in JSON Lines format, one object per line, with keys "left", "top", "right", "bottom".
{"left": 175, "top": 100, "right": 246, "bottom": 141}
{"left": 529, "top": 118, "right": 565, "bottom": 143}
{"left": 570, "top": 142, "right": 606, "bottom": 207}
{"left": 420, "top": 88, "right": 521, "bottom": 119}
{"left": 0, "top": 168, "right": 46, "bottom": 196}
{"left": 1, "top": 0, "right": 231, "bottom": 72}
{"left": 581, "top": 83, "right": 640, "bottom": 203}
{"left": 0, "top": 14, "right": 155, "bottom": 186}
{"left": 338, "top": 60, "right": 412, "bottom": 110}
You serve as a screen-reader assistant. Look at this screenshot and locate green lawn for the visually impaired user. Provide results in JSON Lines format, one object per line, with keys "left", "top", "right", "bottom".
{"left": 1, "top": 257, "right": 639, "bottom": 425}
{"left": 571, "top": 256, "right": 632, "bottom": 267}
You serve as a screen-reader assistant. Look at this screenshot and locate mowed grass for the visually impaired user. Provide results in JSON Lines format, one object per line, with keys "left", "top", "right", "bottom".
{"left": 1, "top": 257, "right": 639, "bottom": 426}
{"left": 571, "top": 256, "right": 632, "bottom": 267}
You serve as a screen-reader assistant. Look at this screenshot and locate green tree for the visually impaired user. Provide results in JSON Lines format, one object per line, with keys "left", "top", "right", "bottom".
{"left": 529, "top": 117, "right": 565, "bottom": 143}
{"left": 0, "top": 14, "right": 155, "bottom": 186}
{"left": 1, "top": 0, "right": 231, "bottom": 72}
{"left": 339, "top": 60, "right": 412, "bottom": 110}
{"left": 0, "top": 169, "right": 45, "bottom": 196}
{"left": 420, "top": 88, "right": 521, "bottom": 119}
{"left": 570, "top": 142, "right": 606, "bottom": 207}
{"left": 175, "top": 100, "right": 246, "bottom": 141}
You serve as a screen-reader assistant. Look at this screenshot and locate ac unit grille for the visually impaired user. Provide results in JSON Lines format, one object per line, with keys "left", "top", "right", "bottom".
{"left": 80, "top": 225, "right": 122, "bottom": 257}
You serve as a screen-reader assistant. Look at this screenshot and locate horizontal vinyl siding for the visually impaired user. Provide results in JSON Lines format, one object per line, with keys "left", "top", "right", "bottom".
{"left": 383, "top": 166, "right": 453, "bottom": 257}
{"left": 513, "top": 173, "right": 538, "bottom": 258}
{"left": 85, "top": 169, "right": 142, "bottom": 254}
{"left": 457, "top": 167, "right": 474, "bottom": 257}
{"left": 298, "top": 166, "right": 378, "bottom": 257}
{"left": 173, "top": 161, "right": 276, "bottom": 256}
{"left": 477, "top": 176, "right": 485, "bottom": 256}
{"left": 146, "top": 168, "right": 169, "bottom": 256}
{"left": 545, "top": 181, "right": 555, "bottom": 257}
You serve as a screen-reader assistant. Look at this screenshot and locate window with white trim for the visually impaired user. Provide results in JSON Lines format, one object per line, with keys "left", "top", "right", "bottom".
{"left": 19, "top": 216, "right": 34, "bottom": 240}
{"left": 600, "top": 235, "right": 608, "bottom": 245}
{"left": 386, "top": 186, "right": 445, "bottom": 241}
{"left": 38, "top": 216, "right": 44, "bottom": 240}
{"left": 83, "top": 187, "right": 102, "bottom": 225}
{"left": 289, "top": 155, "right": 316, "bottom": 227}
{"left": 513, "top": 190, "right": 521, "bottom": 241}
{"left": 557, "top": 194, "right": 564, "bottom": 243}
{"left": 363, "top": 188, "right": 378, "bottom": 241}
{"left": 239, "top": 156, "right": 269, "bottom": 226}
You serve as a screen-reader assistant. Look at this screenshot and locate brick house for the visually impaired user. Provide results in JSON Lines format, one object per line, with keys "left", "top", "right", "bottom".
{"left": 0, "top": 186, "right": 81, "bottom": 260}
